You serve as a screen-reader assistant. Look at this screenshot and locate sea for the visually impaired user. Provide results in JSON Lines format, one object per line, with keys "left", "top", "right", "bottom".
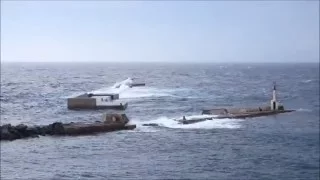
{"left": 0, "top": 62, "right": 319, "bottom": 180}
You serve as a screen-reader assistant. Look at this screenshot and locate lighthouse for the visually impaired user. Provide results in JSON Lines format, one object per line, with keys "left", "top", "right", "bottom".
{"left": 270, "top": 82, "right": 279, "bottom": 111}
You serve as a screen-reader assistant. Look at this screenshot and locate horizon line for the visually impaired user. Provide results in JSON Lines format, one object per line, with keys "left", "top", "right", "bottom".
{"left": 1, "top": 61, "right": 319, "bottom": 64}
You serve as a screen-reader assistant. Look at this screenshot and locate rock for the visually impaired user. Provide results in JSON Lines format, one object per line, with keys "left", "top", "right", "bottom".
{"left": 0, "top": 124, "right": 14, "bottom": 140}
{"left": 36, "top": 126, "right": 46, "bottom": 136}
{"left": 51, "top": 122, "right": 65, "bottom": 135}
{"left": 26, "top": 126, "right": 40, "bottom": 137}
{"left": 40, "top": 125, "right": 52, "bottom": 135}
{"left": 5, "top": 125, "right": 22, "bottom": 140}
{"left": 15, "top": 124, "right": 29, "bottom": 138}
{"left": 1, "top": 124, "right": 49, "bottom": 140}
{"left": 1, "top": 124, "right": 12, "bottom": 132}
{"left": 30, "top": 134, "right": 39, "bottom": 138}
{"left": 16, "top": 124, "right": 28, "bottom": 131}
{"left": 45, "top": 122, "right": 64, "bottom": 135}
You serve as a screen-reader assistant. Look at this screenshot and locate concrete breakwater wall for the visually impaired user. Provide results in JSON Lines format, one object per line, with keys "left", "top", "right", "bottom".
{"left": 67, "top": 93, "right": 128, "bottom": 110}
{"left": 130, "top": 83, "right": 146, "bottom": 87}
{"left": 202, "top": 106, "right": 294, "bottom": 119}
{"left": 67, "top": 79, "right": 146, "bottom": 110}
{"left": 0, "top": 114, "right": 136, "bottom": 141}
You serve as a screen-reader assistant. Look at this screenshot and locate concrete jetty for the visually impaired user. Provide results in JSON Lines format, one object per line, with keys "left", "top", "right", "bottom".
{"left": 0, "top": 113, "right": 136, "bottom": 141}
{"left": 67, "top": 93, "right": 128, "bottom": 110}
{"left": 175, "top": 106, "right": 294, "bottom": 125}
{"left": 179, "top": 82, "right": 295, "bottom": 124}
{"left": 202, "top": 106, "right": 294, "bottom": 118}
{"left": 176, "top": 116, "right": 215, "bottom": 125}
{"left": 130, "top": 83, "right": 146, "bottom": 87}
{"left": 67, "top": 79, "right": 146, "bottom": 110}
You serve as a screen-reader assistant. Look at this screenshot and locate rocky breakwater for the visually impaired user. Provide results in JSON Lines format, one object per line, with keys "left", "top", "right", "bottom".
{"left": 0, "top": 113, "right": 136, "bottom": 141}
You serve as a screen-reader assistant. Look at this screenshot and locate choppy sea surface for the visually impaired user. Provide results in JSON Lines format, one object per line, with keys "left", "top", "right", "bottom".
{"left": 0, "top": 62, "right": 319, "bottom": 180}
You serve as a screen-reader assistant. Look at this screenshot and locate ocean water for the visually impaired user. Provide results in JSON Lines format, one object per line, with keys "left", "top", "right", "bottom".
{"left": 0, "top": 62, "right": 319, "bottom": 180}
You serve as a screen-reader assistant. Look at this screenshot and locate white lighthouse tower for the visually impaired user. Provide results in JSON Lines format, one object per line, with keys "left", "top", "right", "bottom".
{"left": 270, "top": 82, "right": 279, "bottom": 111}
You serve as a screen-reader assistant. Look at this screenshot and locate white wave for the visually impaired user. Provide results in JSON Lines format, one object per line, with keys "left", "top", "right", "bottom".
{"left": 174, "top": 114, "right": 218, "bottom": 120}
{"left": 136, "top": 115, "right": 243, "bottom": 130}
{"left": 297, "top": 108, "right": 312, "bottom": 112}
{"left": 302, "top": 79, "right": 313, "bottom": 83}
{"left": 63, "top": 92, "right": 87, "bottom": 98}
{"left": 111, "top": 77, "right": 133, "bottom": 88}
{"left": 127, "top": 118, "right": 160, "bottom": 132}
{"left": 120, "top": 87, "right": 175, "bottom": 99}
{"left": 65, "top": 77, "right": 181, "bottom": 99}
{"left": 89, "top": 77, "right": 133, "bottom": 94}
{"left": 63, "top": 78, "right": 133, "bottom": 98}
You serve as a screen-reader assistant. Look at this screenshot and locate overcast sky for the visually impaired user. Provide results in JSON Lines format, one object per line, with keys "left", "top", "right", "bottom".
{"left": 1, "top": 1, "right": 319, "bottom": 63}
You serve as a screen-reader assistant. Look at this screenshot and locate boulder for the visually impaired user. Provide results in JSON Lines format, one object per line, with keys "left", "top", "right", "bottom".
{"left": 36, "top": 126, "right": 47, "bottom": 136}
{"left": 16, "top": 124, "right": 28, "bottom": 131}
{"left": 0, "top": 124, "right": 14, "bottom": 140}
{"left": 15, "top": 124, "right": 29, "bottom": 137}
{"left": 42, "top": 122, "right": 65, "bottom": 135}
{"left": 0, "top": 124, "right": 23, "bottom": 140}
{"left": 26, "top": 126, "right": 40, "bottom": 137}
{"left": 42, "top": 124, "right": 53, "bottom": 135}
{"left": 51, "top": 122, "right": 65, "bottom": 135}
{"left": 30, "top": 134, "right": 40, "bottom": 138}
